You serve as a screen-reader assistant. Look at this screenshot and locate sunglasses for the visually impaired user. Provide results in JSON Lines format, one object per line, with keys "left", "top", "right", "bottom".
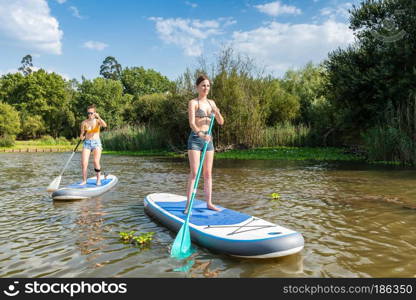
{"left": 87, "top": 112, "right": 95, "bottom": 115}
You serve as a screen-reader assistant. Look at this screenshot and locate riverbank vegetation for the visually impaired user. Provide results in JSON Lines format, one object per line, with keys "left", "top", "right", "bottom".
{"left": 0, "top": 138, "right": 75, "bottom": 151}
{"left": 102, "top": 146, "right": 364, "bottom": 162}
{"left": 1, "top": 0, "right": 415, "bottom": 165}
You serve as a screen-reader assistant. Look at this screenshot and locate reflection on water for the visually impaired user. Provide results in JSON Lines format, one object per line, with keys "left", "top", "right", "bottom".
{"left": 0, "top": 153, "right": 415, "bottom": 277}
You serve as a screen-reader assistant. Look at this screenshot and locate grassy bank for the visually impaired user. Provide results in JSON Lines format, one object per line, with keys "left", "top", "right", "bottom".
{"left": 0, "top": 137, "right": 365, "bottom": 162}
{"left": 0, "top": 140, "right": 76, "bottom": 151}
{"left": 103, "top": 150, "right": 177, "bottom": 157}
{"left": 215, "top": 147, "right": 364, "bottom": 161}
{"left": 102, "top": 146, "right": 365, "bottom": 161}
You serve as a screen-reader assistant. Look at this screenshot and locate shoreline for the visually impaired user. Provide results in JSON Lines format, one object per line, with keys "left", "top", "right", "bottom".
{"left": 0, "top": 148, "right": 73, "bottom": 152}
{"left": 2, "top": 143, "right": 401, "bottom": 164}
{"left": 103, "top": 146, "right": 366, "bottom": 162}
{"left": 0, "top": 140, "right": 75, "bottom": 152}
{"left": 0, "top": 146, "right": 408, "bottom": 166}
{"left": 0, "top": 145, "right": 365, "bottom": 161}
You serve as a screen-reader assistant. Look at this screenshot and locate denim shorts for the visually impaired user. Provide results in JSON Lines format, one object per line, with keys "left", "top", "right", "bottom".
{"left": 187, "top": 131, "right": 214, "bottom": 151}
{"left": 83, "top": 139, "right": 102, "bottom": 151}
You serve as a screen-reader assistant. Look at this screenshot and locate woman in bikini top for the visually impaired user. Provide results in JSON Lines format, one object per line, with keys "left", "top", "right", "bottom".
{"left": 195, "top": 98, "right": 214, "bottom": 125}
{"left": 185, "top": 75, "right": 224, "bottom": 214}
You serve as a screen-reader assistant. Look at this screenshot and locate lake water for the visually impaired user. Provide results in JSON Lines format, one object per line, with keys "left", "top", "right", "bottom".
{"left": 0, "top": 153, "right": 415, "bottom": 277}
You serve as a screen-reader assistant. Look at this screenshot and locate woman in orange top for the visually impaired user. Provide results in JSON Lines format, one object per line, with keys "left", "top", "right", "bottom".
{"left": 80, "top": 105, "right": 107, "bottom": 185}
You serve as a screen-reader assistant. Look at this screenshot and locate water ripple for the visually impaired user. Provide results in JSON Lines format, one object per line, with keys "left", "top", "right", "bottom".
{"left": 0, "top": 153, "right": 415, "bottom": 277}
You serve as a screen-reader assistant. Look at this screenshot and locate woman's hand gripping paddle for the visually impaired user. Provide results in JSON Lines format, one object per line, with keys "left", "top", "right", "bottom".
{"left": 46, "top": 139, "right": 82, "bottom": 192}
{"left": 170, "top": 113, "right": 216, "bottom": 259}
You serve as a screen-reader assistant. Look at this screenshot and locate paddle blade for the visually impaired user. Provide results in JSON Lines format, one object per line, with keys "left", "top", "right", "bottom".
{"left": 171, "top": 223, "right": 193, "bottom": 259}
{"left": 46, "top": 175, "right": 62, "bottom": 192}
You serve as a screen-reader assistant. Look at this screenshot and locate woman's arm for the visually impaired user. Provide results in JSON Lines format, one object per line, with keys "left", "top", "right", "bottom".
{"left": 210, "top": 101, "right": 224, "bottom": 125}
{"left": 80, "top": 121, "right": 86, "bottom": 140}
{"left": 188, "top": 100, "right": 201, "bottom": 134}
{"left": 95, "top": 113, "right": 107, "bottom": 128}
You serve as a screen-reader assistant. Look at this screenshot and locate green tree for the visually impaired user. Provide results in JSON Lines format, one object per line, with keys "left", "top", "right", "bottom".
{"left": 0, "top": 72, "right": 25, "bottom": 104}
{"left": 324, "top": 0, "right": 416, "bottom": 162}
{"left": 121, "top": 67, "right": 174, "bottom": 96}
{"left": 100, "top": 56, "right": 122, "bottom": 80}
{"left": 127, "top": 93, "right": 168, "bottom": 125}
{"left": 20, "top": 114, "right": 45, "bottom": 139}
{"left": 264, "top": 80, "right": 300, "bottom": 126}
{"left": 75, "top": 78, "right": 128, "bottom": 129}
{"left": 282, "top": 62, "right": 328, "bottom": 125}
{"left": 18, "top": 54, "right": 33, "bottom": 76}
{"left": 0, "top": 70, "right": 75, "bottom": 138}
{"left": 0, "top": 102, "right": 21, "bottom": 145}
{"left": 212, "top": 70, "right": 265, "bottom": 147}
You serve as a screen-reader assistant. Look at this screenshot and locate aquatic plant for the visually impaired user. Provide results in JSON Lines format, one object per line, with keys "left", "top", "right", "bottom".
{"left": 119, "top": 231, "right": 155, "bottom": 247}
{"left": 271, "top": 193, "right": 281, "bottom": 200}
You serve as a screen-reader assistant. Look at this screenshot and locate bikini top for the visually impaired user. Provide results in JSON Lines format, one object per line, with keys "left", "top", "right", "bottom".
{"left": 85, "top": 121, "right": 100, "bottom": 134}
{"left": 195, "top": 99, "right": 213, "bottom": 120}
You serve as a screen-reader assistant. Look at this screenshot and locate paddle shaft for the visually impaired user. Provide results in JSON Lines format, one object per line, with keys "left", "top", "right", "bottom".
{"left": 183, "top": 113, "right": 216, "bottom": 226}
{"left": 59, "top": 139, "right": 82, "bottom": 176}
{"left": 171, "top": 113, "right": 216, "bottom": 258}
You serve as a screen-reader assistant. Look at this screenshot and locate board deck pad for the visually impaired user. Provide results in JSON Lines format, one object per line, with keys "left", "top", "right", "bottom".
{"left": 67, "top": 178, "right": 113, "bottom": 189}
{"left": 156, "top": 199, "right": 251, "bottom": 226}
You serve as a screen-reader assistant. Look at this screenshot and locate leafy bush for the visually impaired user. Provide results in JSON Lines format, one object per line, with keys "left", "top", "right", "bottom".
{"left": 38, "top": 135, "right": 56, "bottom": 145}
{"left": 0, "top": 135, "right": 15, "bottom": 147}
{"left": 0, "top": 102, "right": 21, "bottom": 137}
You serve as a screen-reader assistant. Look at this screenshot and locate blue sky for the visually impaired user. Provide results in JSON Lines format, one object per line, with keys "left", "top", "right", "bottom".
{"left": 0, "top": 0, "right": 360, "bottom": 81}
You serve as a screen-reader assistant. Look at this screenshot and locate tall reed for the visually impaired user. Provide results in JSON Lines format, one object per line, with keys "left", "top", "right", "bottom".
{"left": 259, "top": 123, "right": 312, "bottom": 147}
{"left": 363, "top": 94, "right": 416, "bottom": 165}
{"left": 101, "top": 125, "right": 167, "bottom": 151}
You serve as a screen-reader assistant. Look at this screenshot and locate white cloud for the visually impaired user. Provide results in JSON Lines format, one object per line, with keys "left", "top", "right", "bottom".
{"left": 231, "top": 20, "right": 355, "bottom": 75}
{"left": 255, "top": 1, "right": 301, "bottom": 17}
{"left": 149, "top": 17, "right": 234, "bottom": 57}
{"left": 185, "top": 1, "right": 197, "bottom": 8}
{"left": 0, "top": 68, "right": 19, "bottom": 76}
{"left": 220, "top": 17, "right": 237, "bottom": 27}
{"left": 0, "top": 0, "right": 63, "bottom": 55}
{"left": 83, "top": 40, "right": 108, "bottom": 51}
{"left": 69, "top": 6, "right": 84, "bottom": 19}
{"left": 320, "top": 2, "right": 352, "bottom": 21}
{"left": 45, "top": 68, "right": 71, "bottom": 80}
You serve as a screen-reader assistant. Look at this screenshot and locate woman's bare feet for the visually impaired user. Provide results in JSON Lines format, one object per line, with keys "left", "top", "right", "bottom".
{"left": 207, "top": 204, "right": 220, "bottom": 211}
{"left": 96, "top": 179, "right": 101, "bottom": 186}
{"left": 80, "top": 181, "right": 87, "bottom": 185}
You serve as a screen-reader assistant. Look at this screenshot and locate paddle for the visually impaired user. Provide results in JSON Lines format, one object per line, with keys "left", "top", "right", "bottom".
{"left": 46, "top": 139, "right": 82, "bottom": 192}
{"left": 171, "top": 113, "right": 216, "bottom": 259}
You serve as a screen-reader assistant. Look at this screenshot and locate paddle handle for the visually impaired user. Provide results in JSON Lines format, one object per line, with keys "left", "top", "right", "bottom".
{"left": 185, "top": 113, "right": 216, "bottom": 222}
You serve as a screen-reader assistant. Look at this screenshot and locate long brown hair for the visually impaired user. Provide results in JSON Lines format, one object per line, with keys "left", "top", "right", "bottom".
{"left": 196, "top": 75, "right": 210, "bottom": 87}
